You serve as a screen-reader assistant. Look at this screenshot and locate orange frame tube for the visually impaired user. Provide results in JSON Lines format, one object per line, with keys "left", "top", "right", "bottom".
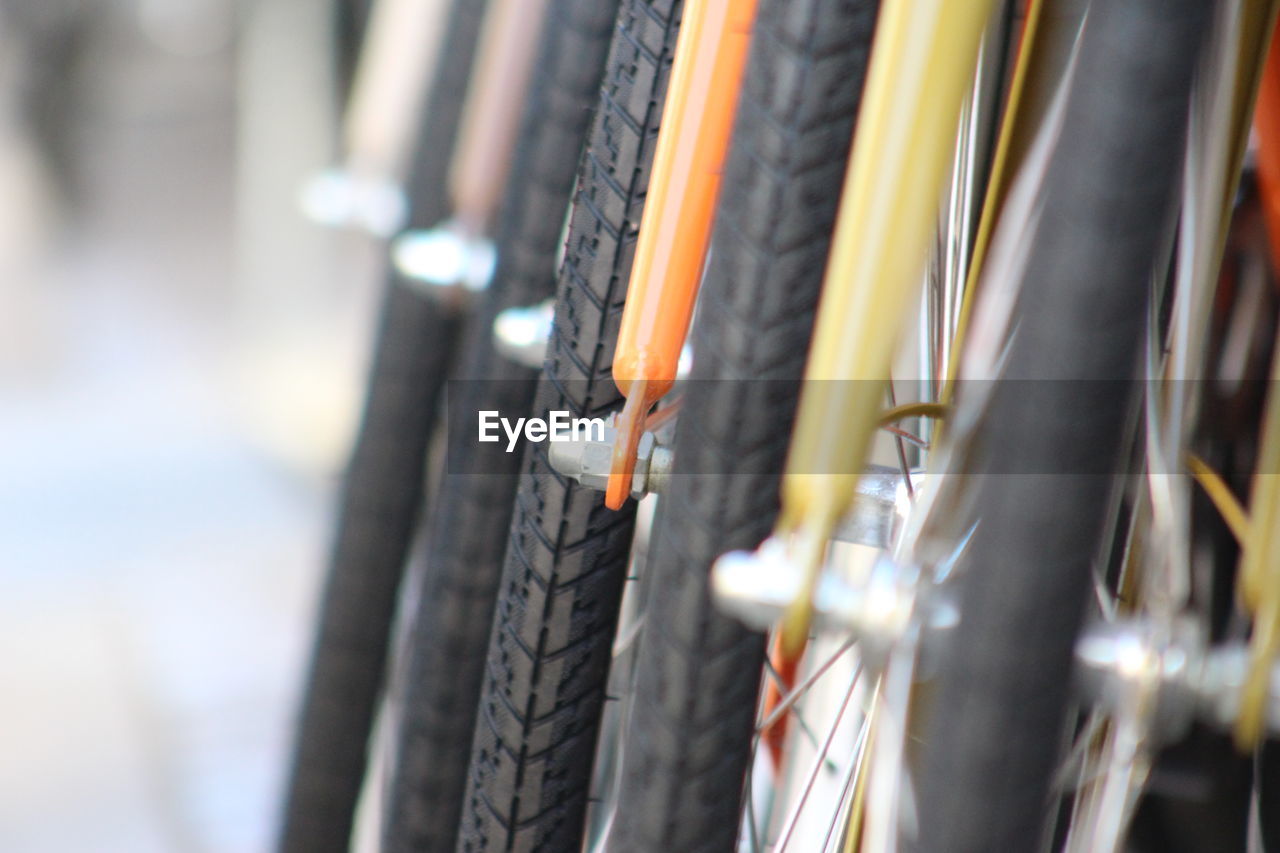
{"left": 605, "top": 0, "right": 759, "bottom": 508}
{"left": 1256, "top": 23, "right": 1280, "bottom": 274}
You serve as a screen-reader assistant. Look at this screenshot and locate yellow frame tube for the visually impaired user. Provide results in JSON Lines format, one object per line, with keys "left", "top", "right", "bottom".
{"left": 776, "top": 0, "right": 997, "bottom": 653}
{"left": 1234, "top": 0, "right": 1280, "bottom": 749}
{"left": 1236, "top": 337, "right": 1280, "bottom": 746}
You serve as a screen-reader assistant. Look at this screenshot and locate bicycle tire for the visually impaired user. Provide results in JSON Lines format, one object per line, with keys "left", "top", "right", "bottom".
{"left": 379, "top": 0, "right": 622, "bottom": 849}
{"left": 915, "top": 2, "right": 1210, "bottom": 849}
{"left": 608, "top": 0, "right": 879, "bottom": 849}
{"left": 278, "top": 2, "right": 488, "bottom": 850}
{"left": 454, "top": 2, "right": 684, "bottom": 850}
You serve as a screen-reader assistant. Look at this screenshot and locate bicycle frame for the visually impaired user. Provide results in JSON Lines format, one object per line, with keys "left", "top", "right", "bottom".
{"left": 1236, "top": 9, "right": 1280, "bottom": 747}
{"left": 343, "top": 0, "right": 452, "bottom": 184}
{"left": 303, "top": 0, "right": 453, "bottom": 233}
{"left": 773, "top": 0, "right": 998, "bottom": 656}
{"left": 449, "top": 0, "right": 552, "bottom": 235}
{"left": 604, "top": 0, "right": 759, "bottom": 509}
{"left": 390, "top": 0, "right": 553, "bottom": 291}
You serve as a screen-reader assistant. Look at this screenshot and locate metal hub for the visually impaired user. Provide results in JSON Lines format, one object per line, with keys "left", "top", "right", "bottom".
{"left": 392, "top": 219, "right": 495, "bottom": 294}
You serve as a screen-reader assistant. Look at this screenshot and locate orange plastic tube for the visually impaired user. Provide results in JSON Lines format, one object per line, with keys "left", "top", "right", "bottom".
{"left": 605, "top": 0, "right": 759, "bottom": 509}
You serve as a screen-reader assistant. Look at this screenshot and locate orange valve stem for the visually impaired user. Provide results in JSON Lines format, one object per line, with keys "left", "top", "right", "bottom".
{"left": 605, "top": 0, "right": 759, "bottom": 510}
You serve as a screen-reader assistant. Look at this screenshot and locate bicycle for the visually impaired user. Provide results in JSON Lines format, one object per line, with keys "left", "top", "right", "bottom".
{"left": 457, "top": 0, "right": 1280, "bottom": 849}
{"left": 279, "top": 0, "right": 616, "bottom": 848}
{"left": 286, "top": 0, "right": 1280, "bottom": 848}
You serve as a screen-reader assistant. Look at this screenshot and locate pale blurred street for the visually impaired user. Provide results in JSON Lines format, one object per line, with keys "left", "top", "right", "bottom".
{"left": 0, "top": 3, "right": 372, "bottom": 850}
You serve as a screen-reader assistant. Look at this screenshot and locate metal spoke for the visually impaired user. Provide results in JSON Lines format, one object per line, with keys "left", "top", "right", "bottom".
{"left": 744, "top": 764, "right": 761, "bottom": 853}
{"left": 1063, "top": 713, "right": 1151, "bottom": 853}
{"left": 775, "top": 666, "right": 865, "bottom": 852}
{"left": 886, "top": 379, "right": 915, "bottom": 501}
{"left": 862, "top": 625, "right": 919, "bottom": 853}
{"left": 882, "top": 425, "right": 929, "bottom": 450}
{"left": 612, "top": 611, "right": 646, "bottom": 658}
{"left": 1054, "top": 711, "right": 1109, "bottom": 794}
{"left": 820, "top": 709, "right": 874, "bottom": 853}
{"left": 758, "top": 639, "right": 858, "bottom": 734}
{"left": 762, "top": 654, "right": 829, "bottom": 760}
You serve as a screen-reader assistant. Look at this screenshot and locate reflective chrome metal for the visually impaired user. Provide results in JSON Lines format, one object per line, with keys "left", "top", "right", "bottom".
{"left": 713, "top": 547, "right": 952, "bottom": 657}
{"left": 392, "top": 221, "right": 496, "bottom": 294}
{"left": 550, "top": 429, "right": 913, "bottom": 530}
{"left": 493, "top": 299, "right": 554, "bottom": 368}
{"left": 832, "top": 464, "right": 920, "bottom": 550}
{"left": 300, "top": 0, "right": 450, "bottom": 235}
{"left": 547, "top": 417, "right": 673, "bottom": 500}
{"left": 1075, "top": 620, "right": 1280, "bottom": 741}
{"left": 299, "top": 168, "right": 408, "bottom": 236}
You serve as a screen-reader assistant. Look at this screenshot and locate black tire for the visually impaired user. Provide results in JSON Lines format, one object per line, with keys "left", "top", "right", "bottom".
{"left": 915, "top": 2, "right": 1210, "bottom": 850}
{"left": 454, "top": 2, "right": 684, "bottom": 850}
{"left": 608, "top": 0, "right": 879, "bottom": 850}
{"left": 379, "top": 0, "right": 622, "bottom": 849}
{"left": 278, "top": 2, "right": 488, "bottom": 850}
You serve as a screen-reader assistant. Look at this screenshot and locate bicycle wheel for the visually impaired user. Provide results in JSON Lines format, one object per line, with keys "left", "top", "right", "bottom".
{"left": 454, "top": 2, "right": 684, "bottom": 850}
{"left": 378, "top": 0, "right": 622, "bottom": 848}
{"left": 607, "top": 0, "right": 879, "bottom": 849}
{"left": 278, "top": 2, "right": 488, "bottom": 850}
{"left": 915, "top": 1, "right": 1210, "bottom": 848}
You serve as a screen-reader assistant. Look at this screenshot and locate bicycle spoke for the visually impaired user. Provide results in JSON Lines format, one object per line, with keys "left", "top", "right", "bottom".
{"left": 758, "top": 639, "right": 859, "bottom": 734}
{"left": 1054, "top": 712, "right": 1109, "bottom": 794}
{"left": 886, "top": 379, "right": 915, "bottom": 501}
{"left": 612, "top": 611, "right": 646, "bottom": 658}
{"left": 775, "top": 665, "right": 867, "bottom": 852}
{"left": 820, "top": 706, "right": 874, "bottom": 853}
{"left": 763, "top": 654, "right": 832, "bottom": 761}
{"left": 744, "top": 760, "right": 762, "bottom": 853}
{"left": 862, "top": 625, "right": 920, "bottom": 853}
{"left": 882, "top": 425, "right": 929, "bottom": 450}
{"left": 1063, "top": 712, "right": 1151, "bottom": 853}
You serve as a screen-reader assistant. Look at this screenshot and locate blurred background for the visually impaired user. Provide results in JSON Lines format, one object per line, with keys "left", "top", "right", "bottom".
{"left": 0, "top": 1, "right": 377, "bottom": 849}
